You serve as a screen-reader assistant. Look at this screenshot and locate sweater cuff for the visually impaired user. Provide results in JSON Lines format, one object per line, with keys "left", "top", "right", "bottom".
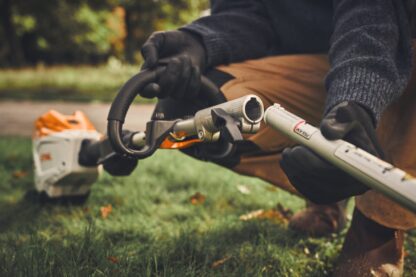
{"left": 325, "top": 66, "right": 397, "bottom": 124}
{"left": 180, "top": 23, "right": 230, "bottom": 68}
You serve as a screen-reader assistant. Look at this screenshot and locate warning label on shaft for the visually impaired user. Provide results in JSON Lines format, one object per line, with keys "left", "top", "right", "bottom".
{"left": 293, "top": 121, "right": 318, "bottom": 140}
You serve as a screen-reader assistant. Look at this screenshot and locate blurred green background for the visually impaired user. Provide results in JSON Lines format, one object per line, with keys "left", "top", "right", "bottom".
{"left": 1, "top": 0, "right": 208, "bottom": 66}
{"left": 0, "top": 0, "right": 208, "bottom": 102}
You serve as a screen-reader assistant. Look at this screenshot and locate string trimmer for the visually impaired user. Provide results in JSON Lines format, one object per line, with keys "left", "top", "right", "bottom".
{"left": 32, "top": 67, "right": 416, "bottom": 213}
{"left": 32, "top": 68, "right": 264, "bottom": 202}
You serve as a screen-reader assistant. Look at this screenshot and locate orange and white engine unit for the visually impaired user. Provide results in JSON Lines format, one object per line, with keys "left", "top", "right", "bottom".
{"left": 32, "top": 110, "right": 102, "bottom": 198}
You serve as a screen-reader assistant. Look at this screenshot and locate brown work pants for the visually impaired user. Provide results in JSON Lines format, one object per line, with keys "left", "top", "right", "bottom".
{"left": 216, "top": 54, "right": 416, "bottom": 230}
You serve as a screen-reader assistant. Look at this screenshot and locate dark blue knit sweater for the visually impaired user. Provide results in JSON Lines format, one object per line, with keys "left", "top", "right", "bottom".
{"left": 181, "top": 0, "right": 414, "bottom": 123}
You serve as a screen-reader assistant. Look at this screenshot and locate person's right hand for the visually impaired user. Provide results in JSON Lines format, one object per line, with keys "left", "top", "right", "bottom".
{"left": 140, "top": 30, "right": 207, "bottom": 100}
{"left": 280, "top": 101, "right": 384, "bottom": 204}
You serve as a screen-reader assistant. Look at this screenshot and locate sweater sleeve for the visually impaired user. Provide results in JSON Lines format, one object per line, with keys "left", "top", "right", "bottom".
{"left": 325, "top": 0, "right": 413, "bottom": 123}
{"left": 180, "top": 0, "right": 275, "bottom": 68}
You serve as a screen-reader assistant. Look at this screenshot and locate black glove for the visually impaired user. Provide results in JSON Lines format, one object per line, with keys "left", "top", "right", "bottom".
{"left": 140, "top": 30, "right": 206, "bottom": 99}
{"left": 280, "top": 101, "right": 384, "bottom": 204}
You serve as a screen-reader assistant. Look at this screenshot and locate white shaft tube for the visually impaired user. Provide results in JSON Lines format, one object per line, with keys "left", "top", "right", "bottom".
{"left": 264, "top": 104, "right": 416, "bottom": 214}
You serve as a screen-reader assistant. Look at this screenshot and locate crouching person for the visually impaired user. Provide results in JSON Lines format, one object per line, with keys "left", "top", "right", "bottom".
{"left": 136, "top": 1, "right": 416, "bottom": 275}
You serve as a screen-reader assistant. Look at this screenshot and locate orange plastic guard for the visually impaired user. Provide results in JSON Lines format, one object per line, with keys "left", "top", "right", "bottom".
{"left": 158, "top": 130, "right": 200, "bottom": 149}
{"left": 34, "top": 110, "right": 96, "bottom": 138}
{"left": 159, "top": 137, "right": 202, "bottom": 149}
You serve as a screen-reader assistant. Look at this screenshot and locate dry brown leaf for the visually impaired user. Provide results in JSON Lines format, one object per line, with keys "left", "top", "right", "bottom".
{"left": 12, "top": 170, "right": 28, "bottom": 179}
{"left": 190, "top": 192, "right": 206, "bottom": 205}
{"left": 100, "top": 204, "right": 112, "bottom": 219}
{"left": 239, "top": 206, "right": 291, "bottom": 224}
{"left": 239, "top": 209, "right": 264, "bottom": 221}
{"left": 259, "top": 209, "right": 289, "bottom": 223}
{"left": 107, "top": 256, "right": 119, "bottom": 264}
{"left": 211, "top": 256, "right": 231, "bottom": 268}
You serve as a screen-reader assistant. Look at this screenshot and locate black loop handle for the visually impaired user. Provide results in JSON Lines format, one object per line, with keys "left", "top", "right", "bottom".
{"left": 107, "top": 67, "right": 226, "bottom": 158}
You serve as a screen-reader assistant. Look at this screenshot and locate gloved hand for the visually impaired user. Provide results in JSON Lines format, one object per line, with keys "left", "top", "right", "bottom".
{"left": 280, "top": 101, "right": 384, "bottom": 204}
{"left": 140, "top": 30, "right": 207, "bottom": 99}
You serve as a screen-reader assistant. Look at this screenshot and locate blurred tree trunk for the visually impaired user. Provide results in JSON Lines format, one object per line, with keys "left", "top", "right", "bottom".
{"left": 0, "top": 0, "right": 24, "bottom": 66}
{"left": 124, "top": 9, "right": 135, "bottom": 64}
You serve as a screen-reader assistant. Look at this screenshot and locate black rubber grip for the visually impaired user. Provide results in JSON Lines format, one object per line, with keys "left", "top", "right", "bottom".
{"left": 107, "top": 67, "right": 225, "bottom": 158}
{"left": 107, "top": 68, "right": 161, "bottom": 122}
{"left": 200, "top": 75, "right": 226, "bottom": 104}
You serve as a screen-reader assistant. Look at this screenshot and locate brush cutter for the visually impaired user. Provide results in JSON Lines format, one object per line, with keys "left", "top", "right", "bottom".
{"left": 33, "top": 66, "right": 416, "bottom": 213}
{"left": 32, "top": 67, "right": 264, "bottom": 201}
{"left": 103, "top": 68, "right": 416, "bottom": 213}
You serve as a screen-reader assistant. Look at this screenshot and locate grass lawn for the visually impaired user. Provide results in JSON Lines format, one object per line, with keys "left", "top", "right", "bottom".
{"left": 0, "top": 64, "right": 154, "bottom": 103}
{"left": 1, "top": 137, "right": 416, "bottom": 276}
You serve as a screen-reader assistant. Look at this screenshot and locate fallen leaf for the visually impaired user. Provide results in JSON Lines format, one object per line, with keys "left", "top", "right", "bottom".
{"left": 239, "top": 205, "right": 292, "bottom": 224}
{"left": 107, "top": 256, "right": 119, "bottom": 264}
{"left": 190, "top": 192, "right": 206, "bottom": 205}
{"left": 211, "top": 256, "right": 231, "bottom": 268}
{"left": 12, "top": 170, "right": 28, "bottom": 179}
{"left": 236, "top": 185, "right": 250, "bottom": 195}
{"left": 260, "top": 209, "right": 289, "bottom": 223}
{"left": 239, "top": 209, "right": 264, "bottom": 221}
{"left": 100, "top": 204, "right": 112, "bottom": 219}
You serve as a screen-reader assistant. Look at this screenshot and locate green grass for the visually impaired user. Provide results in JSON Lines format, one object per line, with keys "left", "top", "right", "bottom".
{"left": 0, "top": 64, "right": 154, "bottom": 103}
{"left": 1, "top": 137, "right": 416, "bottom": 276}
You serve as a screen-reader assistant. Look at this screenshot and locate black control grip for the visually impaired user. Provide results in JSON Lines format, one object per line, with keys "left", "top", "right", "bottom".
{"left": 107, "top": 67, "right": 225, "bottom": 158}
{"left": 199, "top": 75, "right": 226, "bottom": 105}
{"left": 108, "top": 68, "right": 162, "bottom": 123}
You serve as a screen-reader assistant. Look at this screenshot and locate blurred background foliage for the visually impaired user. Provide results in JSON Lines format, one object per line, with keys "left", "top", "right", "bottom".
{"left": 0, "top": 0, "right": 209, "bottom": 67}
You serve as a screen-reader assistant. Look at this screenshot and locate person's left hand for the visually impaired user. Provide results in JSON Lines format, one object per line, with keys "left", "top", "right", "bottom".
{"left": 280, "top": 101, "right": 384, "bottom": 204}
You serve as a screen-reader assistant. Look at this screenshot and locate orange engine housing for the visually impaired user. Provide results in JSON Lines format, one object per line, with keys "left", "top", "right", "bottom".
{"left": 34, "top": 110, "right": 97, "bottom": 138}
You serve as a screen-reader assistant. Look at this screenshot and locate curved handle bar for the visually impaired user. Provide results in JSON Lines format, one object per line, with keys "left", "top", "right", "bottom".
{"left": 107, "top": 67, "right": 226, "bottom": 158}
